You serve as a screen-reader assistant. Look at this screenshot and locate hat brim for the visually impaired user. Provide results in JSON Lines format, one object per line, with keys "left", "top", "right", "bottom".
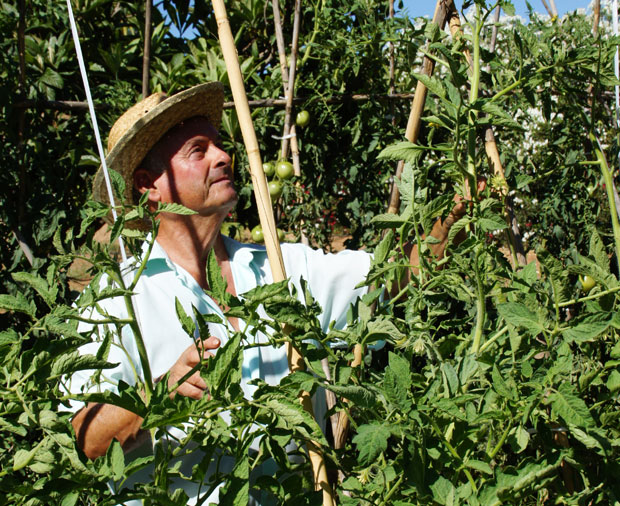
{"left": 92, "top": 82, "right": 225, "bottom": 213}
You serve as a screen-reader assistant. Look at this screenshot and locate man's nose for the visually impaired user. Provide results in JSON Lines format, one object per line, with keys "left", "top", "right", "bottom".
{"left": 212, "top": 146, "right": 231, "bottom": 168}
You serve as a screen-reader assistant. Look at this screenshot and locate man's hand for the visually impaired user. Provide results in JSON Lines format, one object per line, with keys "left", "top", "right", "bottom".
{"left": 167, "top": 337, "right": 220, "bottom": 400}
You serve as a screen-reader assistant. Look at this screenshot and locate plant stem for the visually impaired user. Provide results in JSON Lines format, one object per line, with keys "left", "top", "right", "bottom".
{"left": 558, "top": 284, "right": 620, "bottom": 307}
{"left": 590, "top": 132, "right": 620, "bottom": 273}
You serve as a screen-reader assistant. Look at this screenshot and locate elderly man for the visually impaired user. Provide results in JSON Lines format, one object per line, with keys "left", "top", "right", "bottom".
{"left": 69, "top": 82, "right": 468, "bottom": 504}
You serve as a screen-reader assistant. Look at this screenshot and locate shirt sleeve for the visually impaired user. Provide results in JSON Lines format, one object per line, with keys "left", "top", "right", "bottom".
{"left": 281, "top": 244, "right": 372, "bottom": 332}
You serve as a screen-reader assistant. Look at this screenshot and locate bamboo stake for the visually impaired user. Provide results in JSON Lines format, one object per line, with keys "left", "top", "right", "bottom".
{"left": 272, "top": 0, "right": 308, "bottom": 244}
{"left": 448, "top": 5, "right": 526, "bottom": 266}
{"left": 386, "top": 0, "right": 454, "bottom": 214}
{"left": 211, "top": 1, "right": 334, "bottom": 503}
{"left": 272, "top": 0, "right": 290, "bottom": 91}
{"left": 592, "top": 0, "right": 601, "bottom": 38}
{"left": 142, "top": 0, "right": 153, "bottom": 97}
{"left": 279, "top": 0, "right": 301, "bottom": 162}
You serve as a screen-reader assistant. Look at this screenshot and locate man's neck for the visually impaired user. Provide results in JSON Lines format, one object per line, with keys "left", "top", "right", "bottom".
{"left": 155, "top": 214, "right": 231, "bottom": 291}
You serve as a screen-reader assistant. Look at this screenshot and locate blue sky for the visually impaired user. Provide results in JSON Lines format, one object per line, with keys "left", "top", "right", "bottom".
{"left": 401, "top": 0, "right": 592, "bottom": 18}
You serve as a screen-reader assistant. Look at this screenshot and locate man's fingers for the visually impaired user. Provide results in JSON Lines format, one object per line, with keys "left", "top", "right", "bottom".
{"left": 197, "top": 337, "right": 220, "bottom": 351}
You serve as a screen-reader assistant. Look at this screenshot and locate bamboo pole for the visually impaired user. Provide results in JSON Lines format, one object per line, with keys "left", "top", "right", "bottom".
{"left": 592, "top": 0, "right": 601, "bottom": 38}
{"left": 386, "top": 0, "right": 454, "bottom": 215}
{"left": 272, "top": 0, "right": 307, "bottom": 244}
{"left": 211, "top": 1, "right": 334, "bottom": 503}
{"left": 142, "top": 0, "right": 153, "bottom": 97}
{"left": 279, "top": 0, "right": 301, "bottom": 162}
{"left": 448, "top": 5, "right": 526, "bottom": 266}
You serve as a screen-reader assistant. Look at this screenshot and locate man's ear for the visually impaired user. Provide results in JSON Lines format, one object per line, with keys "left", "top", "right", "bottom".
{"left": 133, "top": 168, "right": 161, "bottom": 203}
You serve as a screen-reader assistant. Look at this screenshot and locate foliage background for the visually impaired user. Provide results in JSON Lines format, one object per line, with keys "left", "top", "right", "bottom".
{"left": 1, "top": 0, "right": 620, "bottom": 504}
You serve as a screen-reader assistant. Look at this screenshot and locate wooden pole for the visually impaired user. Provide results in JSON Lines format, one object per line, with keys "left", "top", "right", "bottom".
{"left": 386, "top": 0, "right": 454, "bottom": 215}
{"left": 211, "top": 1, "right": 334, "bottom": 503}
{"left": 279, "top": 0, "right": 301, "bottom": 162}
{"left": 272, "top": 0, "right": 308, "bottom": 244}
{"left": 142, "top": 0, "right": 152, "bottom": 97}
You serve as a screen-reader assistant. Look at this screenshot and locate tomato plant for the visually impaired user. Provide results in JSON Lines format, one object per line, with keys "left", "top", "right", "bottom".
{"left": 1, "top": 1, "right": 620, "bottom": 505}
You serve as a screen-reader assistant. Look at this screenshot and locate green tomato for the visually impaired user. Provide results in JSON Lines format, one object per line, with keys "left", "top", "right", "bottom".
{"left": 251, "top": 225, "right": 264, "bottom": 243}
{"left": 580, "top": 275, "right": 596, "bottom": 293}
{"left": 268, "top": 180, "right": 283, "bottom": 200}
{"left": 263, "top": 161, "right": 275, "bottom": 177}
{"left": 277, "top": 228, "right": 285, "bottom": 242}
{"left": 295, "top": 110, "right": 310, "bottom": 128}
{"left": 276, "top": 160, "right": 294, "bottom": 180}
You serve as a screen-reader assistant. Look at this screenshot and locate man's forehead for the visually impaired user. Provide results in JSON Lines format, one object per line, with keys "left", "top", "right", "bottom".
{"left": 156, "top": 116, "right": 219, "bottom": 151}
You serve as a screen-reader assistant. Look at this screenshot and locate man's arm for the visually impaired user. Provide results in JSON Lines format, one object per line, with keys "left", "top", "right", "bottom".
{"left": 72, "top": 336, "right": 220, "bottom": 459}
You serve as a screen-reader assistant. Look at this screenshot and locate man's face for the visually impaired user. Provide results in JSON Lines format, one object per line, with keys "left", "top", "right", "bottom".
{"left": 147, "top": 116, "right": 238, "bottom": 217}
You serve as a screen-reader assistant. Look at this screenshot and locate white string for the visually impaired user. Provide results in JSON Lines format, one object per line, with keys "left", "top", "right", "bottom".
{"left": 66, "top": 0, "right": 127, "bottom": 264}
{"left": 271, "top": 133, "right": 297, "bottom": 140}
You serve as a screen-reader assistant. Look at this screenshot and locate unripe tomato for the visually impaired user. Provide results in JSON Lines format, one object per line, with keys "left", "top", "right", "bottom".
{"left": 251, "top": 225, "right": 264, "bottom": 243}
{"left": 277, "top": 228, "right": 285, "bottom": 241}
{"left": 263, "top": 161, "right": 275, "bottom": 177}
{"left": 276, "top": 160, "right": 294, "bottom": 180}
{"left": 295, "top": 110, "right": 310, "bottom": 128}
{"left": 268, "top": 180, "right": 283, "bottom": 200}
{"left": 580, "top": 275, "right": 596, "bottom": 293}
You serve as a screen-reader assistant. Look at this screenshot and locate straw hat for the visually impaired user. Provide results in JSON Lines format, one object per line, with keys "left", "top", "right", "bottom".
{"left": 92, "top": 82, "right": 225, "bottom": 208}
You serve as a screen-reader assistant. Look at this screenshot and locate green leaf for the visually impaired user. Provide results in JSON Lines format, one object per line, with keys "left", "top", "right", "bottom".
{"left": 353, "top": 423, "right": 390, "bottom": 466}
{"left": 219, "top": 453, "right": 249, "bottom": 506}
{"left": 203, "top": 333, "right": 242, "bottom": 395}
{"left": 429, "top": 475, "right": 456, "bottom": 506}
{"left": 550, "top": 383, "right": 595, "bottom": 428}
{"left": 589, "top": 227, "right": 610, "bottom": 273}
{"left": 562, "top": 319, "right": 609, "bottom": 344}
{"left": 0, "top": 329, "right": 20, "bottom": 349}
{"left": 0, "top": 293, "right": 37, "bottom": 318}
{"left": 606, "top": 369, "right": 620, "bottom": 392}
{"left": 205, "top": 249, "right": 229, "bottom": 306}
{"left": 412, "top": 73, "right": 446, "bottom": 100}
{"left": 325, "top": 384, "right": 376, "bottom": 408}
{"left": 13, "top": 448, "right": 36, "bottom": 471}
{"left": 365, "top": 317, "right": 404, "bottom": 345}
{"left": 372, "top": 229, "right": 393, "bottom": 265}
{"left": 497, "top": 302, "right": 545, "bottom": 336}
{"left": 50, "top": 351, "right": 117, "bottom": 379}
{"left": 0, "top": 418, "right": 27, "bottom": 437}
{"left": 378, "top": 141, "right": 424, "bottom": 166}
{"left": 157, "top": 202, "right": 198, "bottom": 215}
{"left": 12, "top": 271, "right": 57, "bottom": 306}
{"left": 465, "top": 459, "right": 493, "bottom": 475}
{"left": 175, "top": 298, "right": 196, "bottom": 337}
{"left": 492, "top": 365, "right": 516, "bottom": 401}
{"left": 108, "top": 169, "right": 126, "bottom": 201}
{"left": 263, "top": 397, "right": 326, "bottom": 445}
{"left": 370, "top": 212, "right": 409, "bottom": 228}
{"left": 40, "top": 67, "right": 64, "bottom": 88}
{"left": 479, "top": 215, "right": 508, "bottom": 232}
{"left": 108, "top": 440, "right": 125, "bottom": 481}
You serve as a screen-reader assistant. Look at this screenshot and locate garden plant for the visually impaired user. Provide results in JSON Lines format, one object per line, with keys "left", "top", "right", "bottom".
{"left": 1, "top": 0, "right": 620, "bottom": 504}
